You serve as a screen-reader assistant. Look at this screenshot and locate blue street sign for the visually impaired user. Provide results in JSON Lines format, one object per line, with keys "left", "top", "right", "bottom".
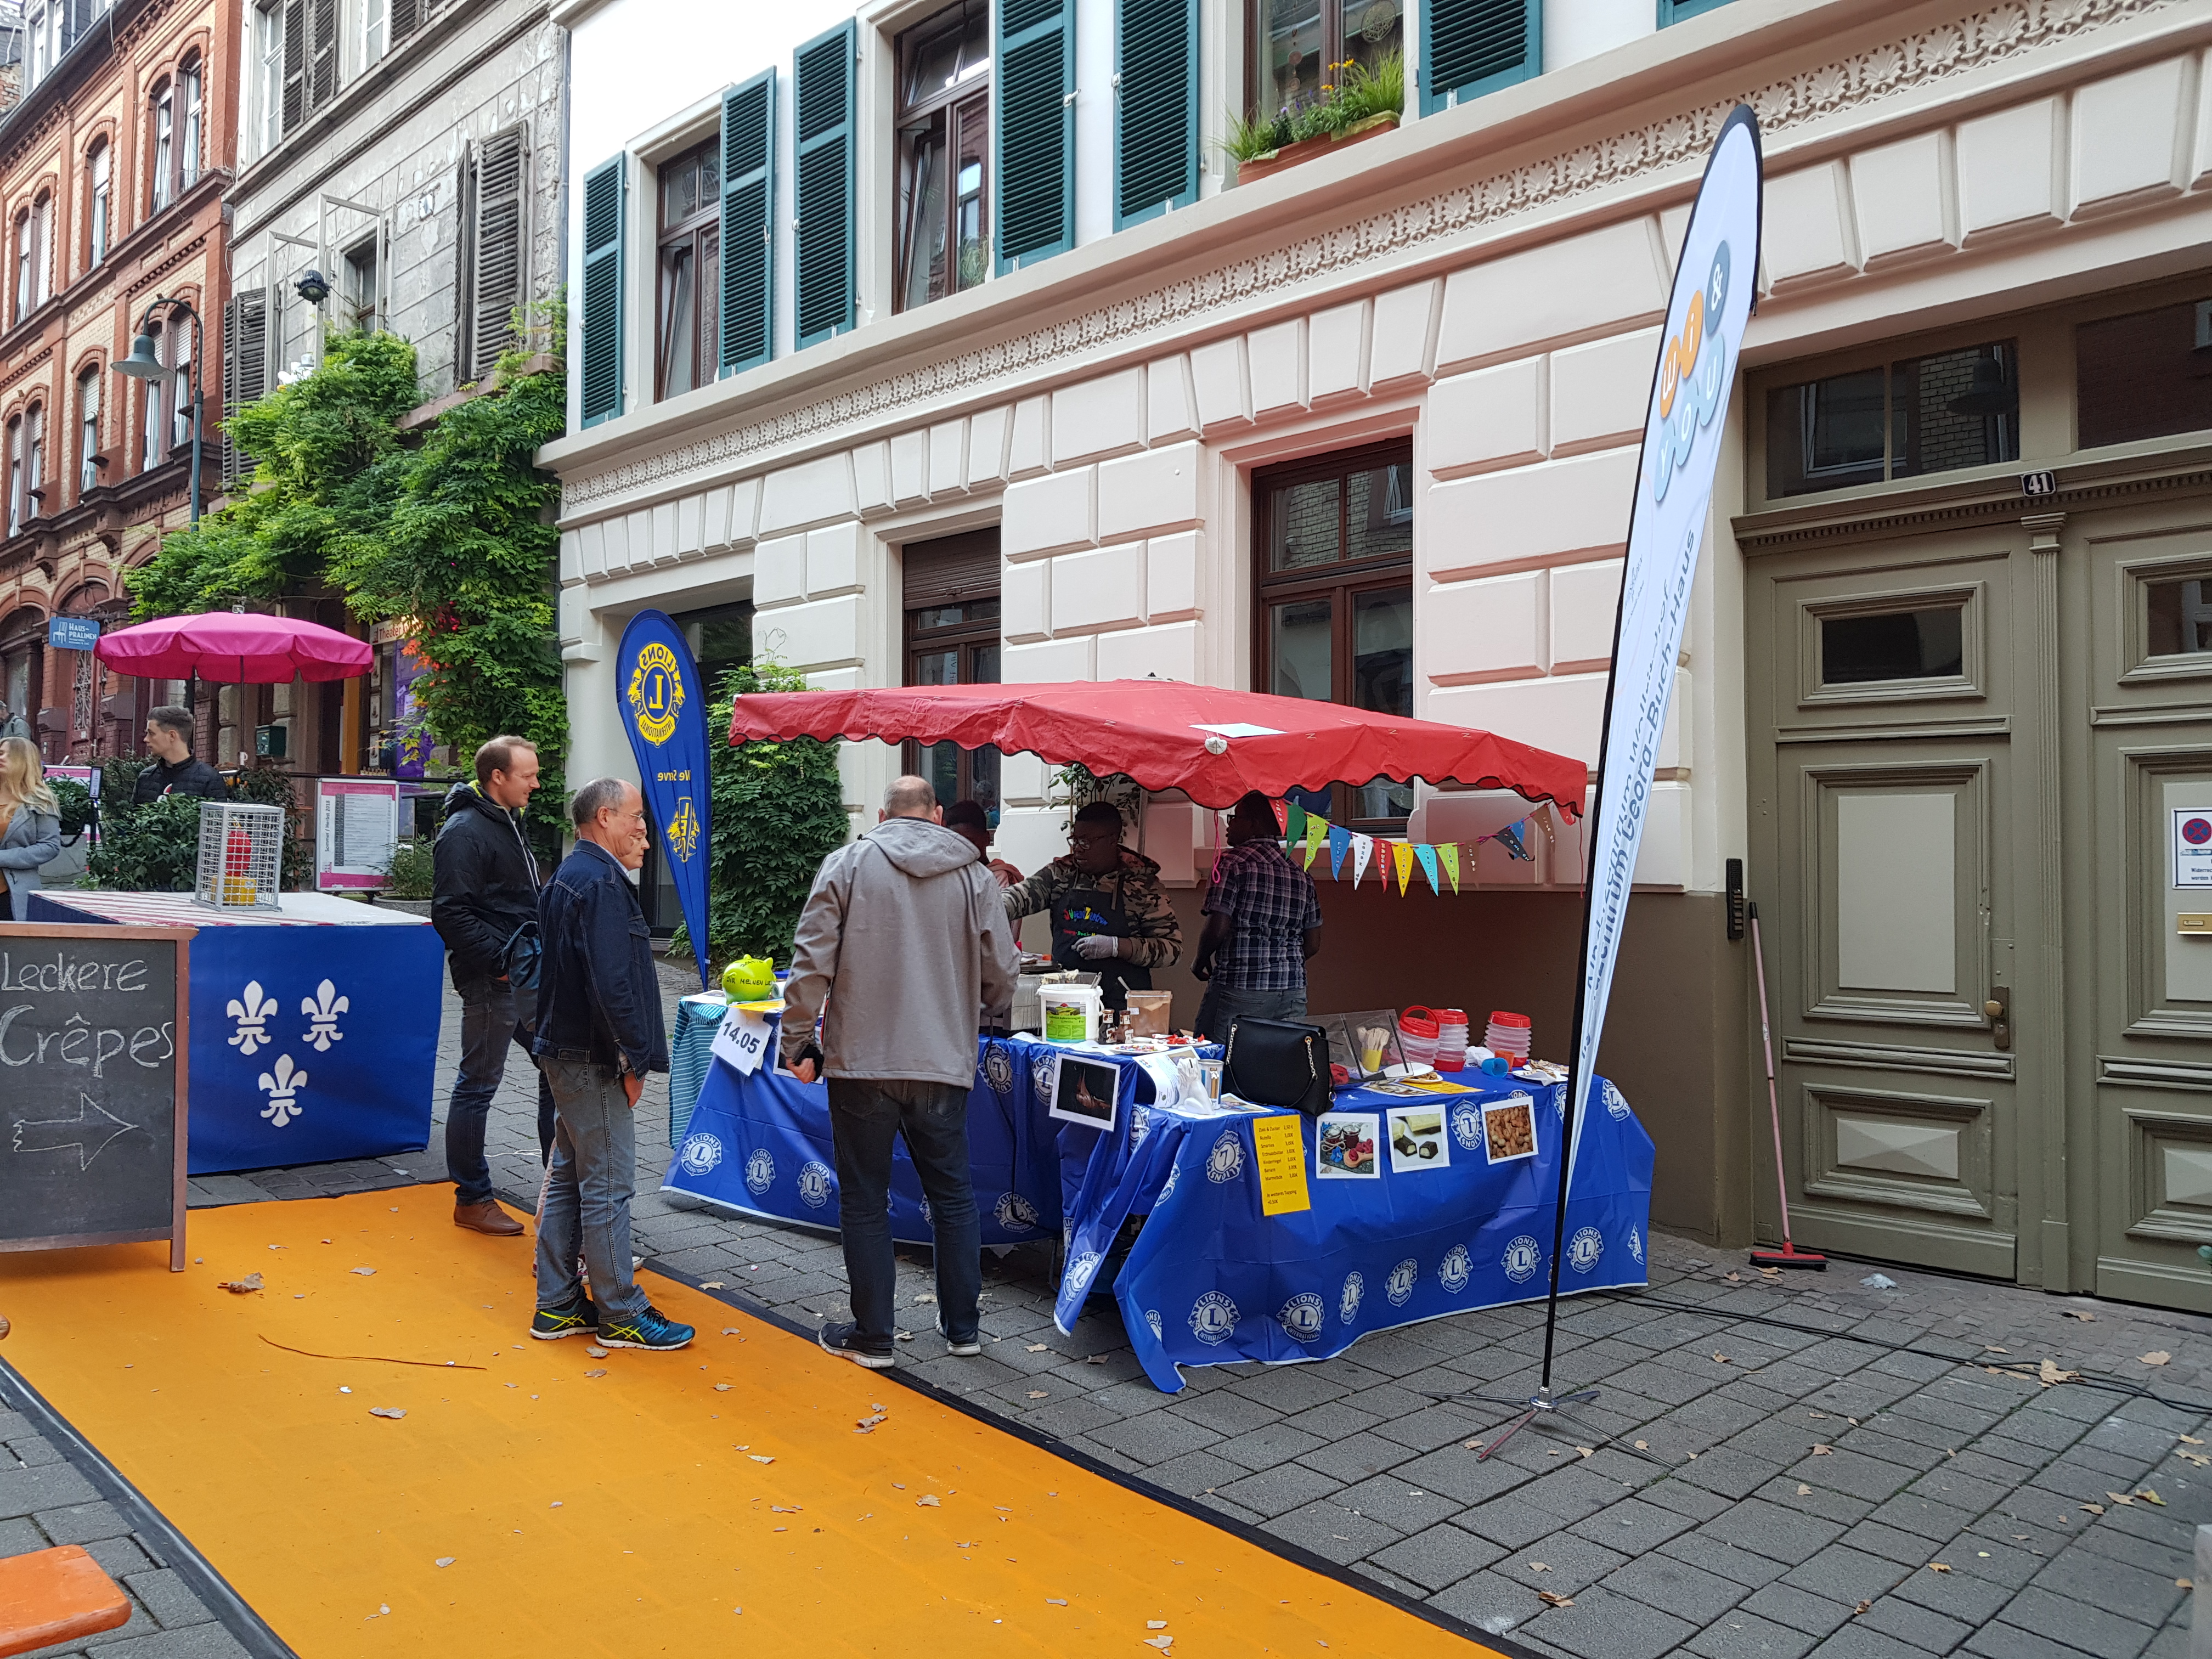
{"left": 47, "top": 617, "right": 99, "bottom": 651}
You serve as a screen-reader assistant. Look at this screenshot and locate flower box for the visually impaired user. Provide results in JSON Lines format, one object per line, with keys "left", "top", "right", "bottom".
{"left": 1235, "top": 114, "right": 1399, "bottom": 187}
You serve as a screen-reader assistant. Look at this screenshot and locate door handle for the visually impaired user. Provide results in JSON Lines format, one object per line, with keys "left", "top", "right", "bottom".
{"left": 1984, "top": 989, "right": 2011, "bottom": 1052}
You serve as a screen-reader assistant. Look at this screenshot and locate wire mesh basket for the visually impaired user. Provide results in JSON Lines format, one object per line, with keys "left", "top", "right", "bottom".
{"left": 193, "top": 802, "right": 284, "bottom": 911}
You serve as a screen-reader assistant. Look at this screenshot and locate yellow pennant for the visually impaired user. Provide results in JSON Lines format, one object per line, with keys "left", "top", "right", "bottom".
{"left": 1392, "top": 840, "right": 1414, "bottom": 895}
{"left": 1304, "top": 812, "right": 1328, "bottom": 871}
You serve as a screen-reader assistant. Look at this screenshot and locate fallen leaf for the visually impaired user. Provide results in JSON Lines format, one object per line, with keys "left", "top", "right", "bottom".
{"left": 369, "top": 1407, "right": 406, "bottom": 1419}
{"left": 2063, "top": 1309, "right": 2095, "bottom": 1321}
{"left": 2140, "top": 1351, "right": 2171, "bottom": 1367}
{"left": 916, "top": 1494, "right": 941, "bottom": 1507}
{"left": 770, "top": 1505, "right": 801, "bottom": 1514}
{"left": 2181, "top": 1579, "right": 2195, "bottom": 1591}
{"left": 1046, "top": 1598, "right": 1068, "bottom": 1606}
{"left": 1027, "top": 1390, "right": 1049, "bottom": 1400}
{"left": 1575, "top": 1447, "right": 1594, "bottom": 1459}
{"left": 216, "top": 1273, "right": 264, "bottom": 1294}
{"left": 2080, "top": 1503, "right": 2104, "bottom": 1515}
{"left": 1983, "top": 1346, "right": 2008, "bottom": 1355}
{"left": 1148, "top": 1621, "right": 1169, "bottom": 1630}
{"left": 1025, "top": 1344, "right": 1049, "bottom": 1353}
{"left": 1797, "top": 1485, "right": 1813, "bottom": 1496}
{"left": 1928, "top": 1563, "right": 1951, "bottom": 1573}
{"left": 1812, "top": 1445, "right": 1833, "bottom": 1456}
{"left": 2106, "top": 1492, "right": 2136, "bottom": 1507}
{"left": 1633, "top": 1440, "right": 1648, "bottom": 1451}
{"left": 722, "top": 1328, "right": 741, "bottom": 1335}
{"left": 1725, "top": 1272, "right": 1741, "bottom": 1282}
{"left": 2181, "top": 1434, "right": 2205, "bottom": 1446}
{"left": 2038, "top": 1359, "right": 2078, "bottom": 1385}
{"left": 1143, "top": 1640, "right": 1173, "bottom": 1653}
{"left": 1809, "top": 1412, "right": 1828, "bottom": 1419}
{"left": 1713, "top": 1351, "right": 1730, "bottom": 1364}
{"left": 714, "top": 1384, "right": 732, "bottom": 1392}
{"left": 701, "top": 1281, "right": 726, "bottom": 1289}
{"left": 914, "top": 1293, "right": 937, "bottom": 1304}
{"left": 2176, "top": 1450, "right": 2209, "bottom": 1468}
{"left": 748, "top": 1454, "right": 775, "bottom": 1465}
{"left": 1086, "top": 1354, "right": 1108, "bottom": 1365}
{"left": 1526, "top": 1562, "right": 1551, "bottom": 1573}
{"left": 1853, "top": 1601, "right": 1872, "bottom": 1617}
{"left": 894, "top": 1331, "right": 914, "bottom": 1343}
{"left": 584, "top": 1369, "right": 607, "bottom": 1379}
{"left": 1463, "top": 1439, "right": 1486, "bottom": 1451}
{"left": 585, "top": 1346, "right": 609, "bottom": 1358}
{"left": 1534, "top": 1590, "right": 1575, "bottom": 1609}
{"left": 2140, "top": 1489, "right": 2166, "bottom": 1506}
{"left": 351, "top": 1267, "right": 376, "bottom": 1277}
{"left": 856, "top": 1414, "right": 886, "bottom": 1431}
{"left": 435, "top": 1556, "right": 455, "bottom": 1567}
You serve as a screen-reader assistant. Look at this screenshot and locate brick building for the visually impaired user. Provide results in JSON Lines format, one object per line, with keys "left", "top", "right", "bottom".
{"left": 0, "top": 0, "right": 236, "bottom": 765}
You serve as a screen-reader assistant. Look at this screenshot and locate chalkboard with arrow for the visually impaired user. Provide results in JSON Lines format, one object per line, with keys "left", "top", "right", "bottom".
{"left": 0, "top": 922, "right": 192, "bottom": 1268}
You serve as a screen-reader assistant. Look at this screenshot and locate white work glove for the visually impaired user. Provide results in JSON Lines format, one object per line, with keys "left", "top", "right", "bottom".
{"left": 1072, "top": 933, "right": 1121, "bottom": 962}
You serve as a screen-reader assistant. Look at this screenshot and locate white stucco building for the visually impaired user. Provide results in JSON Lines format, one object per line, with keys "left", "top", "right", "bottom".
{"left": 539, "top": 0, "right": 2212, "bottom": 1305}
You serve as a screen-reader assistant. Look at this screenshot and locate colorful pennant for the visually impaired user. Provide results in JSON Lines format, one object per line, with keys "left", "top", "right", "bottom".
{"left": 1348, "top": 833, "right": 1374, "bottom": 889}
{"left": 1285, "top": 802, "right": 1306, "bottom": 843}
{"left": 1304, "top": 811, "right": 1327, "bottom": 870}
{"left": 1415, "top": 842, "right": 1441, "bottom": 895}
{"left": 1328, "top": 823, "right": 1350, "bottom": 879}
{"left": 1438, "top": 842, "right": 1461, "bottom": 894}
{"left": 1392, "top": 840, "right": 1414, "bottom": 895}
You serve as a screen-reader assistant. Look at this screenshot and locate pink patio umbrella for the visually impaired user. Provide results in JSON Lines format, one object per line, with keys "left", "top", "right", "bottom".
{"left": 94, "top": 612, "right": 373, "bottom": 684}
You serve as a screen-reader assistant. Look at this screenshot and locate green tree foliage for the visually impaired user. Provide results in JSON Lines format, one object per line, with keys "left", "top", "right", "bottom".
{"left": 125, "top": 310, "right": 569, "bottom": 832}
{"left": 674, "top": 662, "right": 849, "bottom": 970}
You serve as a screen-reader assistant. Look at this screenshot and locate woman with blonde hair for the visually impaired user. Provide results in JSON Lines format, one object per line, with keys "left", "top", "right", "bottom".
{"left": 0, "top": 735, "right": 60, "bottom": 921}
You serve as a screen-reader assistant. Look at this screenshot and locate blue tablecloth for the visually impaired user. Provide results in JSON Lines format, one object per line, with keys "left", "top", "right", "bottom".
{"left": 1055, "top": 1074, "right": 1654, "bottom": 1392}
{"left": 663, "top": 1033, "right": 1172, "bottom": 1248}
{"left": 26, "top": 889, "right": 443, "bottom": 1176}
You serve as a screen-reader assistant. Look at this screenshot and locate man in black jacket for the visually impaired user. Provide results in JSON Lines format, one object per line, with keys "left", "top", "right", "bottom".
{"left": 528, "top": 777, "right": 691, "bottom": 1351}
{"left": 432, "top": 735, "right": 552, "bottom": 1236}
{"left": 131, "top": 707, "right": 224, "bottom": 804}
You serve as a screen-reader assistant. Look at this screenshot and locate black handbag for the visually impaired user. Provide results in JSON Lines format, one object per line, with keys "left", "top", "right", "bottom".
{"left": 1222, "top": 1017, "right": 1331, "bottom": 1116}
{"left": 501, "top": 917, "right": 544, "bottom": 1032}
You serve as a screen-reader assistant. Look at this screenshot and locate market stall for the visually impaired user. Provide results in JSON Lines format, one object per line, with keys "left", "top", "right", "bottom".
{"left": 25, "top": 889, "right": 442, "bottom": 1175}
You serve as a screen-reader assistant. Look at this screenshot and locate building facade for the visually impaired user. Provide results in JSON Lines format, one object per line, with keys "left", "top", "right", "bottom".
{"left": 540, "top": 0, "right": 2212, "bottom": 1307}
{"left": 0, "top": 0, "right": 236, "bottom": 764}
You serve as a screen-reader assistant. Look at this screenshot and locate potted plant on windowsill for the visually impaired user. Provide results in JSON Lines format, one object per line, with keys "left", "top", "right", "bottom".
{"left": 1224, "top": 52, "right": 1403, "bottom": 187}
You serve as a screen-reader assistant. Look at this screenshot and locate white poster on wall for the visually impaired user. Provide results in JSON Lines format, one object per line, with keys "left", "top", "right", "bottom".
{"left": 315, "top": 778, "right": 402, "bottom": 891}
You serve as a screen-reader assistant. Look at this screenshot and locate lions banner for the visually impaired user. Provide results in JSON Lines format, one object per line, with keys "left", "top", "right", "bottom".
{"left": 617, "top": 610, "right": 713, "bottom": 989}
{"left": 1561, "top": 109, "right": 1763, "bottom": 1212}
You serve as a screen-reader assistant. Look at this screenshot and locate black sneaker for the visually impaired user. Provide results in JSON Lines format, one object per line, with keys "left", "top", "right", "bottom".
{"left": 934, "top": 1314, "right": 981, "bottom": 1357}
{"left": 529, "top": 1296, "right": 600, "bottom": 1340}
{"left": 818, "top": 1321, "right": 895, "bottom": 1369}
{"left": 597, "top": 1307, "right": 694, "bottom": 1350}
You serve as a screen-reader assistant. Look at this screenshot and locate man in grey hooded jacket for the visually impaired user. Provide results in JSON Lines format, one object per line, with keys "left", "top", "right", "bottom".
{"left": 781, "top": 774, "right": 1018, "bottom": 1368}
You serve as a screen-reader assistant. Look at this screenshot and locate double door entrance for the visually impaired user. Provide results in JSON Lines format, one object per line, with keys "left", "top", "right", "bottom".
{"left": 1748, "top": 479, "right": 2212, "bottom": 1308}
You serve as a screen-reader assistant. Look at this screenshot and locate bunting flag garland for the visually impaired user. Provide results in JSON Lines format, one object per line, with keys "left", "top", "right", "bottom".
{"left": 1415, "top": 842, "right": 1441, "bottom": 895}
{"left": 1270, "top": 797, "right": 1289, "bottom": 834}
{"left": 1348, "top": 833, "right": 1374, "bottom": 889}
{"left": 1495, "top": 820, "right": 1531, "bottom": 862}
{"left": 1255, "top": 811, "right": 1558, "bottom": 892}
{"left": 1437, "top": 842, "right": 1461, "bottom": 893}
{"left": 1285, "top": 802, "right": 1306, "bottom": 844}
{"left": 1304, "top": 811, "right": 1327, "bottom": 870}
{"left": 1392, "top": 840, "right": 1415, "bottom": 895}
{"left": 1328, "top": 823, "right": 1350, "bottom": 879}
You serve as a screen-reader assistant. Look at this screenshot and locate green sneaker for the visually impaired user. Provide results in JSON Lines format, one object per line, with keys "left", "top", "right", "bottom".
{"left": 529, "top": 1296, "right": 600, "bottom": 1340}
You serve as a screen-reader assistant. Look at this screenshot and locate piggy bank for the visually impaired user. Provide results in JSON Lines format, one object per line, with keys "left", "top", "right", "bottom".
{"left": 722, "top": 954, "right": 776, "bottom": 1003}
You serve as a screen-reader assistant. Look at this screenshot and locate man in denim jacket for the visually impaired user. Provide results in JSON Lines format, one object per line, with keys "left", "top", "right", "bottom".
{"left": 528, "top": 777, "right": 692, "bottom": 1351}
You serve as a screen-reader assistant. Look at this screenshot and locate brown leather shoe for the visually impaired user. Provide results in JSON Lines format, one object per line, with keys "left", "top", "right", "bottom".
{"left": 454, "top": 1200, "right": 524, "bottom": 1236}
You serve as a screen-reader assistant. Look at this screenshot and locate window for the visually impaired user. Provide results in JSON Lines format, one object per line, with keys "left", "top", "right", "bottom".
{"left": 87, "top": 140, "right": 110, "bottom": 266}
{"left": 459, "top": 126, "right": 528, "bottom": 383}
{"left": 1254, "top": 441, "right": 1415, "bottom": 828}
{"left": 140, "top": 320, "right": 168, "bottom": 468}
{"left": 76, "top": 366, "right": 100, "bottom": 495}
{"left": 654, "top": 138, "right": 719, "bottom": 400}
{"left": 178, "top": 58, "right": 202, "bottom": 189}
{"left": 894, "top": 0, "right": 989, "bottom": 313}
{"left": 13, "top": 210, "right": 32, "bottom": 324}
{"left": 1820, "top": 606, "right": 1964, "bottom": 685}
{"left": 257, "top": 3, "right": 284, "bottom": 154}
{"left": 1658, "top": 0, "right": 1733, "bottom": 22}
{"left": 1765, "top": 341, "right": 2019, "bottom": 500}
{"left": 1251, "top": 0, "right": 1401, "bottom": 117}
{"left": 2148, "top": 579, "right": 2212, "bottom": 659}
{"left": 2077, "top": 298, "right": 2212, "bottom": 451}
{"left": 902, "top": 529, "right": 1002, "bottom": 817}
{"left": 1418, "top": 0, "right": 1538, "bottom": 114}
{"left": 31, "top": 195, "right": 50, "bottom": 309}
{"left": 169, "top": 323, "right": 193, "bottom": 451}
{"left": 23, "top": 403, "right": 43, "bottom": 523}
{"left": 150, "top": 80, "right": 174, "bottom": 212}
{"left": 362, "top": 0, "right": 387, "bottom": 65}
{"left": 5, "top": 415, "right": 20, "bottom": 537}
{"left": 341, "top": 235, "right": 379, "bottom": 330}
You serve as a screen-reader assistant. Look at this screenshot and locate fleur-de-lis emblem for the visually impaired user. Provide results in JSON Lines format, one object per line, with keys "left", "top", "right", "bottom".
{"left": 226, "top": 981, "right": 278, "bottom": 1055}
{"left": 300, "top": 979, "right": 349, "bottom": 1052}
{"left": 258, "top": 1054, "right": 308, "bottom": 1128}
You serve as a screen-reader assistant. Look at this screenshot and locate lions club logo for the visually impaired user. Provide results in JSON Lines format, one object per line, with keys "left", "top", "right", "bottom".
{"left": 1189, "top": 1290, "right": 1239, "bottom": 1346}
{"left": 1129, "top": 1103, "right": 1151, "bottom": 1150}
{"left": 797, "top": 1161, "right": 834, "bottom": 1210}
{"left": 1339, "top": 1271, "right": 1364, "bottom": 1325}
{"left": 1451, "top": 1101, "right": 1482, "bottom": 1153}
{"left": 1156, "top": 1161, "right": 1181, "bottom": 1205}
{"left": 664, "top": 795, "right": 701, "bottom": 862}
{"left": 743, "top": 1148, "right": 774, "bottom": 1195}
{"left": 1568, "top": 1226, "right": 1604, "bottom": 1273}
{"left": 994, "top": 1191, "right": 1040, "bottom": 1233}
{"left": 677, "top": 1132, "right": 723, "bottom": 1176}
{"left": 1385, "top": 1258, "right": 1418, "bottom": 1306}
{"left": 1145, "top": 1310, "right": 1163, "bottom": 1341}
{"left": 1278, "top": 1293, "right": 1324, "bottom": 1344}
{"left": 1502, "top": 1233, "right": 1542, "bottom": 1284}
{"left": 1030, "top": 1049, "right": 1058, "bottom": 1105}
{"left": 1064, "top": 1250, "right": 1103, "bottom": 1294}
{"left": 1439, "top": 1245, "right": 1471, "bottom": 1294}
{"left": 982, "top": 1043, "right": 1015, "bottom": 1098}
{"left": 627, "top": 640, "right": 685, "bottom": 746}
{"left": 1627, "top": 1226, "right": 1644, "bottom": 1266}
{"left": 1206, "top": 1128, "right": 1244, "bottom": 1183}
{"left": 1603, "top": 1081, "right": 1630, "bottom": 1121}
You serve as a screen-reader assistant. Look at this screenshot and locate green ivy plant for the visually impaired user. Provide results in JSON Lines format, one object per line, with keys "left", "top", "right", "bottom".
{"left": 126, "top": 303, "right": 571, "bottom": 835}
{"left": 669, "top": 660, "right": 850, "bottom": 972}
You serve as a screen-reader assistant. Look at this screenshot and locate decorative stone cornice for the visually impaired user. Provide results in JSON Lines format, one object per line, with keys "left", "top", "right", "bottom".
{"left": 558, "top": 0, "right": 2182, "bottom": 511}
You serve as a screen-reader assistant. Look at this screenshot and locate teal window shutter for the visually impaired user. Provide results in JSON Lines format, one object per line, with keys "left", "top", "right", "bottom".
{"left": 579, "top": 154, "right": 625, "bottom": 427}
{"left": 1419, "top": 0, "right": 1540, "bottom": 117}
{"left": 794, "top": 21, "right": 855, "bottom": 349}
{"left": 996, "top": 0, "right": 1074, "bottom": 272}
{"left": 1658, "top": 0, "right": 1733, "bottom": 22}
{"left": 720, "top": 70, "right": 775, "bottom": 376}
{"left": 1113, "top": 0, "right": 1197, "bottom": 231}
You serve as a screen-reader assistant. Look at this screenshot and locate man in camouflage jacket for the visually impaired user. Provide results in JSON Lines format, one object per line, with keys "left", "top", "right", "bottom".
{"left": 1003, "top": 801, "right": 1181, "bottom": 1009}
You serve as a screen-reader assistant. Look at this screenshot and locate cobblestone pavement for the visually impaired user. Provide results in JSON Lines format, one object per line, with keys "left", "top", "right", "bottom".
{"left": 9, "top": 963, "right": 2211, "bottom": 1658}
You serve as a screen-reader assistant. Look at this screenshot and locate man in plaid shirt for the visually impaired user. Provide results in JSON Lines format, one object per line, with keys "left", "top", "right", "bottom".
{"left": 1192, "top": 791, "right": 1323, "bottom": 1039}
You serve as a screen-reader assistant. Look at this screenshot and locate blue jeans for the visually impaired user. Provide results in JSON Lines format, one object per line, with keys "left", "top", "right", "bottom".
{"left": 1193, "top": 981, "right": 1307, "bottom": 1041}
{"left": 534, "top": 1060, "right": 648, "bottom": 1322}
{"left": 447, "top": 976, "right": 556, "bottom": 1205}
{"left": 827, "top": 1078, "right": 981, "bottom": 1353}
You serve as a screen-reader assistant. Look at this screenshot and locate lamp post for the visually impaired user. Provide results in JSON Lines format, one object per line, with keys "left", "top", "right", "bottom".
{"left": 114, "top": 295, "right": 206, "bottom": 746}
{"left": 112, "top": 294, "right": 204, "bottom": 527}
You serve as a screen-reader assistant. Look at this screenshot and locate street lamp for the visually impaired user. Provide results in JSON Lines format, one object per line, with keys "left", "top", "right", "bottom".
{"left": 112, "top": 294, "right": 204, "bottom": 527}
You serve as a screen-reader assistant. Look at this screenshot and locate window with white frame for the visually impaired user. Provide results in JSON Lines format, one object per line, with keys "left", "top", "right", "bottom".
{"left": 77, "top": 366, "right": 99, "bottom": 495}
{"left": 169, "top": 323, "right": 193, "bottom": 450}
{"left": 362, "top": 0, "right": 388, "bottom": 67}
{"left": 12, "top": 211, "right": 29, "bottom": 325}
{"left": 140, "top": 321, "right": 169, "bottom": 469}
{"left": 87, "top": 140, "right": 110, "bottom": 266}
{"left": 31, "top": 195, "right": 51, "bottom": 309}
{"left": 256, "top": 4, "right": 284, "bottom": 156}
{"left": 150, "top": 79, "right": 174, "bottom": 212}
{"left": 178, "top": 57, "right": 202, "bottom": 189}
{"left": 7, "top": 415, "right": 21, "bottom": 537}
{"left": 24, "top": 403, "right": 44, "bottom": 523}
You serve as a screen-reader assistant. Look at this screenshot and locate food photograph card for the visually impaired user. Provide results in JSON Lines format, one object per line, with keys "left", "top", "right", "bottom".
{"left": 1048, "top": 1052, "right": 1122, "bottom": 1133}
{"left": 1385, "top": 1105, "right": 1449, "bottom": 1173}
{"left": 1481, "top": 1092, "right": 1539, "bottom": 1164}
{"left": 1314, "top": 1111, "right": 1381, "bottom": 1179}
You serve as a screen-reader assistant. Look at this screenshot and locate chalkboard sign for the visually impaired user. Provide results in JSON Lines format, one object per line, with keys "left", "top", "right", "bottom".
{"left": 0, "top": 923, "right": 191, "bottom": 1269}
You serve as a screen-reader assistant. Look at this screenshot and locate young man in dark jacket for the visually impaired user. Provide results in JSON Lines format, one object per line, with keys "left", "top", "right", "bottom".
{"left": 528, "top": 777, "right": 691, "bottom": 1351}
{"left": 431, "top": 735, "right": 552, "bottom": 1235}
{"left": 131, "top": 707, "right": 224, "bottom": 804}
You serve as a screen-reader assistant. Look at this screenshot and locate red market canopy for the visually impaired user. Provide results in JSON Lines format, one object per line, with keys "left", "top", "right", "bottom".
{"left": 94, "top": 613, "right": 373, "bottom": 684}
{"left": 727, "top": 680, "right": 1587, "bottom": 817}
